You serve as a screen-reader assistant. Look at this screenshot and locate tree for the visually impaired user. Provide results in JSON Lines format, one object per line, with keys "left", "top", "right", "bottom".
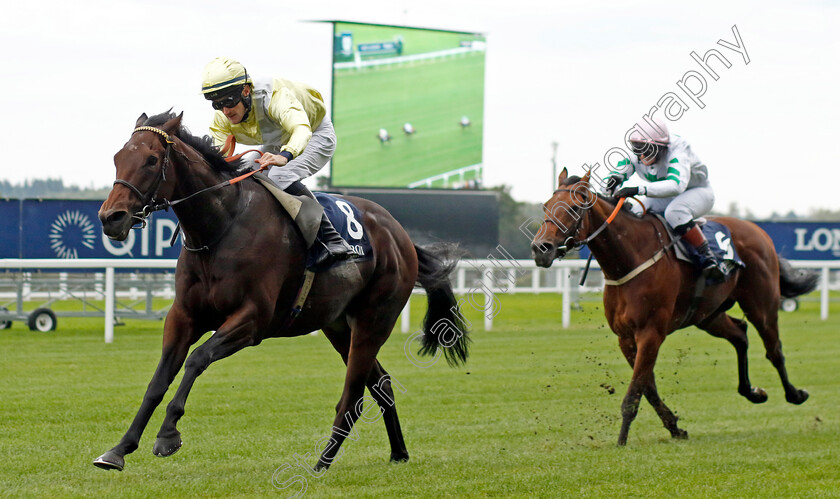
{"left": 489, "top": 185, "right": 543, "bottom": 259}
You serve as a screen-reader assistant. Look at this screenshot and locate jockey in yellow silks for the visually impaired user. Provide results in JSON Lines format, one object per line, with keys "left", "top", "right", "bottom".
{"left": 201, "top": 57, "right": 355, "bottom": 268}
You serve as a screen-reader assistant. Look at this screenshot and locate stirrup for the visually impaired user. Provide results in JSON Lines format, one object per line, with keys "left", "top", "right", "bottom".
{"left": 702, "top": 261, "right": 727, "bottom": 282}
{"left": 312, "top": 239, "right": 358, "bottom": 269}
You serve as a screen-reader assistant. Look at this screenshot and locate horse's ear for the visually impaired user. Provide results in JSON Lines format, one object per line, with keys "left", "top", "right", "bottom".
{"left": 558, "top": 167, "right": 568, "bottom": 187}
{"left": 161, "top": 112, "right": 184, "bottom": 136}
{"left": 581, "top": 170, "right": 591, "bottom": 184}
{"left": 135, "top": 113, "right": 148, "bottom": 128}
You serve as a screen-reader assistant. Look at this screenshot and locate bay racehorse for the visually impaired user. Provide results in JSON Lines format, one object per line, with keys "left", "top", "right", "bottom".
{"left": 532, "top": 168, "right": 817, "bottom": 445}
{"left": 94, "top": 111, "right": 469, "bottom": 471}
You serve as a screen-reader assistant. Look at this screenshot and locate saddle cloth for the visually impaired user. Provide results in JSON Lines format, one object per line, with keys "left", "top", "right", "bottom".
{"left": 652, "top": 213, "right": 745, "bottom": 277}
{"left": 307, "top": 193, "right": 373, "bottom": 269}
{"left": 252, "top": 174, "right": 372, "bottom": 271}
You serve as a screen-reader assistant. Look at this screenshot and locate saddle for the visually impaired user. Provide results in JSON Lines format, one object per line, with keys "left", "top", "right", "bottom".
{"left": 253, "top": 174, "right": 372, "bottom": 270}
{"left": 652, "top": 213, "right": 745, "bottom": 281}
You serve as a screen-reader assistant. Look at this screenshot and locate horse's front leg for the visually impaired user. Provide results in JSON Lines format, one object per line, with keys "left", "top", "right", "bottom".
{"left": 93, "top": 305, "right": 198, "bottom": 470}
{"left": 153, "top": 304, "right": 260, "bottom": 457}
{"left": 618, "top": 334, "right": 686, "bottom": 440}
{"left": 618, "top": 329, "right": 666, "bottom": 446}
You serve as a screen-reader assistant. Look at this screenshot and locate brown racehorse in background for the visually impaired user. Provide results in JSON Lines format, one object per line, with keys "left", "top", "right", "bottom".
{"left": 531, "top": 168, "right": 817, "bottom": 445}
{"left": 94, "top": 111, "right": 469, "bottom": 471}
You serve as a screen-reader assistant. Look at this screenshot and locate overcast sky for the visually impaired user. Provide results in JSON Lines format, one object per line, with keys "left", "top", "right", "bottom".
{"left": 2, "top": 0, "right": 837, "bottom": 218}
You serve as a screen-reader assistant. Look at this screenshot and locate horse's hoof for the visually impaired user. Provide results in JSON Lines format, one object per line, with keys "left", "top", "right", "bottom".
{"left": 786, "top": 388, "right": 809, "bottom": 405}
{"left": 389, "top": 452, "right": 409, "bottom": 464}
{"left": 93, "top": 451, "right": 125, "bottom": 471}
{"left": 314, "top": 460, "right": 330, "bottom": 472}
{"left": 743, "top": 387, "right": 768, "bottom": 404}
{"left": 671, "top": 429, "right": 689, "bottom": 440}
{"left": 152, "top": 434, "right": 182, "bottom": 457}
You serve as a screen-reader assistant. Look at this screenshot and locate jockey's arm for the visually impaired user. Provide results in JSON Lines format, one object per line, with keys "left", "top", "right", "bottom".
{"left": 268, "top": 87, "right": 313, "bottom": 161}
{"left": 642, "top": 157, "right": 690, "bottom": 198}
{"left": 209, "top": 112, "right": 233, "bottom": 150}
{"left": 607, "top": 158, "right": 636, "bottom": 188}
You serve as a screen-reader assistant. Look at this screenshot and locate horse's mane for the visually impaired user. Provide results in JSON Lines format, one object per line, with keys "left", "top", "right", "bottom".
{"left": 560, "top": 175, "right": 634, "bottom": 213}
{"left": 142, "top": 111, "right": 246, "bottom": 176}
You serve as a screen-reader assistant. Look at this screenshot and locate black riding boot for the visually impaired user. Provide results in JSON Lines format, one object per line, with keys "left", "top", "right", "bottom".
{"left": 677, "top": 222, "right": 727, "bottom": 282}
{"left": 696, "top": 240, "right": 727, "bottom": 281}
{"left": 285, "top": 181, "right": 357, "bottom": 268}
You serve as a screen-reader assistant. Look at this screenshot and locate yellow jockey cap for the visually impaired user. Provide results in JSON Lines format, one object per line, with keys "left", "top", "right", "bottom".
{"left": 201, "top": 57, "right": 253, "bottom": 99}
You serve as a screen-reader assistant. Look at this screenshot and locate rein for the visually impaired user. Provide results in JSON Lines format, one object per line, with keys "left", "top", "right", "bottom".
{"left": 544, "top": 187, "right": 672, "bottom": 286}
{"left": 117, "top": 127, "right": 266, "bottom": 239}
{"left": 543, "top": 188, "right": 625, "bottom": 254}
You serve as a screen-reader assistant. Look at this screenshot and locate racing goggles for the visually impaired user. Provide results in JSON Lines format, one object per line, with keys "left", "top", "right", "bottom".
{"left": 630, "top": 141, "right": 659, "bottom": 159}
{"left": 211, "top": 91, "right": 243, "bottom": 111}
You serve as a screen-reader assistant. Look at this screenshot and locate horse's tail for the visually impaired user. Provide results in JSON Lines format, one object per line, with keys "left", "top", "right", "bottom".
{"left": 779, "top": 256, "right": 820, "bottom": 298}
{"left": 414, "top": 243, "right": 471, "bottom": 366}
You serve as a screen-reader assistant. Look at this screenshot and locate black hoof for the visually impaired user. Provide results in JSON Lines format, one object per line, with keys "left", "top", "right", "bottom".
{"left": 314, "top": 460, "right": 330, "bottom": 472}
{"left": 93, "top": 451, "right": 125, "bottom": 471}
{"left": 786, "top": 388, "right": 809, "bottom": 405}
{"left": 153, "top": 433, "right": 182, "bottom": 457}
{"left": 389, "top": 452, "right": 409, "bottom": 464}
{"left": 671, "top": 429, "right": 689, "bottom": 440}
{"left": 742, "top": 386, "right": 768, "bottom": 404}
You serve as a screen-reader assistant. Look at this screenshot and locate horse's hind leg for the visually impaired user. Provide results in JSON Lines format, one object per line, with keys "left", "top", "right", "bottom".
{"left": 322, "top": 326, "right": 409, "bottom": 464}
{"left": 738, "top": 296, "right": 809, "bottom": 404}
{"left": 697, "top": 313, "right": 768, "bottom": 403}
{"left": 368, "top": 361, "right": 409, "bottom": 463}
{"left": 618, "top": 336, "right": 686, "bottom": 442}
{"left": 316, "top": 309, "right": 402, "bottom": 470}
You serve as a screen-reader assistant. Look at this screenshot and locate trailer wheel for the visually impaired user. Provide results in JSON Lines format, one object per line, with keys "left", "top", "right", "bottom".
{"left": 28, "top": 308, "right": 57, "bottom": 332}
{"left": 0, "top": 307, "right": 11, "bottom": 330}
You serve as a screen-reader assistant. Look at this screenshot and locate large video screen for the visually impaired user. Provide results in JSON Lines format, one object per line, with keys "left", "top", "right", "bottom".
{"left": 330, "top": 22, "right": 486, "bottom": 189}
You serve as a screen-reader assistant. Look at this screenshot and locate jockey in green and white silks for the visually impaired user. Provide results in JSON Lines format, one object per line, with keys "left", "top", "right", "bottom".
{"left": 606, "top": 117, "right": 727, "bottom": 280}
{"left": 200, "top": 56, "right": 355, "bottom": 268}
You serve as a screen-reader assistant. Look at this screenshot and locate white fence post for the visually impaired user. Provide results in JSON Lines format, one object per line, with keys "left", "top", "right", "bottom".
{"left": 401, "top": 299, "right": 411, "bottom": 333}
{"left": 561, "top": 266, "right": 571, "bottom": 329}
{"left": 483, "top": 270, "right": 493, "bottom": 331}
{"left": 105, "top": 267, "right": 115, "bottom": 344}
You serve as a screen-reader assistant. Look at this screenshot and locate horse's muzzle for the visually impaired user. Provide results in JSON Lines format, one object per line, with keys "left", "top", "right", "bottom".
{"left": 532, "top": 241, "right": 563, "bottom": 268}
{"left": 99, "top": 209, "right": 133, "bottom": 241}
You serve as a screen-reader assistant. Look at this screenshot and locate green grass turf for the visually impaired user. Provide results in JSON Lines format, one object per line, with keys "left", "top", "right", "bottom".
{"left": 1, "top": 293, "right": 838, "bottom": 498}
{"left": 331, "top": 52, "right": 484, "bottom": 188}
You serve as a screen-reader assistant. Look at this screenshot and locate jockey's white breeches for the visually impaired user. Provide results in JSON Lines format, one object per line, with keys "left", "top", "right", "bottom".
{"left": 629, "top": 185, "right": 715, "bottom": 229}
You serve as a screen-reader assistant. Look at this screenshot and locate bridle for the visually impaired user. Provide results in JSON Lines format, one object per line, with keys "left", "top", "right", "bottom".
{"left": 114, "top": 126, "right": 266, "bottom": 234}
{"left": 541, "top": 187, "right": 626, "bottom": 254}
{"left": 113, "top": 126, "right": 178, "bottom": 229}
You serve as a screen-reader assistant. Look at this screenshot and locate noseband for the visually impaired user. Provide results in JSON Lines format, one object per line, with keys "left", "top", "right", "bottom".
{"left": 114, "top": 126, "right": 177, "bottom": 229}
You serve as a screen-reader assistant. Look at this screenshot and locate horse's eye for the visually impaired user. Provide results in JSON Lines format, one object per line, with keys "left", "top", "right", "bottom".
{"left": 146, "top": 156, "right": 158, "bottom": 166}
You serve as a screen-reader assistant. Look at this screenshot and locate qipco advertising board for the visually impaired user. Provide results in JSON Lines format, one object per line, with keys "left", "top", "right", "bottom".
{"left": 1, "top": 199, "right": 181, "bottom": 260}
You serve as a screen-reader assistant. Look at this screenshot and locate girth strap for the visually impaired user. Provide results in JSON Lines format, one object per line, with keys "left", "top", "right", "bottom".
{"left": 602, "top": 238, "right": 678, "bottom": 286}
{"left": 603, "top": 247, "right": 668, "bottom": 286}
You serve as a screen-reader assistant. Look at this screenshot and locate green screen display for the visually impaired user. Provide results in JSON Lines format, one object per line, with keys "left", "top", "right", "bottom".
{"left": 330, "top": 22, "right": 486, "bottom": 189}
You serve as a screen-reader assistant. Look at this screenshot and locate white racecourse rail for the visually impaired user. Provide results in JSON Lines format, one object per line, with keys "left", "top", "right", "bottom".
{"left": 0, "top": 259, "right": 837, "bottom": 342}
